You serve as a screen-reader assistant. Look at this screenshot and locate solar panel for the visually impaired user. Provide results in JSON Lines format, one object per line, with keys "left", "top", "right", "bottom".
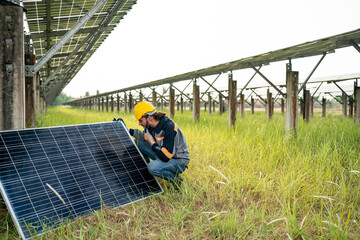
{"left": 0, "top": 121, "right": 163, "bottom": 240}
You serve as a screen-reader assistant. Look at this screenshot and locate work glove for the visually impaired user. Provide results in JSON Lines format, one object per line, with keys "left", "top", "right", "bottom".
{"left": 144, "top": 128, "right": 154, "bottom": 142}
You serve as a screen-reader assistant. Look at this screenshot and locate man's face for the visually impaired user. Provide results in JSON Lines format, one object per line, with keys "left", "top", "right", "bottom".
{"left": 138, "top": 116, "right": 151, "bottom": 129}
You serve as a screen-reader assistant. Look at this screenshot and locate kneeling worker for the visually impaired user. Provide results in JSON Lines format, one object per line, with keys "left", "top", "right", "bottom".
{"left": 128, "top": 101, "right": 190, "bottom": 189}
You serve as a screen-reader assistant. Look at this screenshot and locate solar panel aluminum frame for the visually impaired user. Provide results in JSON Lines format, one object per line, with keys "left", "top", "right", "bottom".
{"left": 0, "top": 121, "right": 163, "bottom": 240}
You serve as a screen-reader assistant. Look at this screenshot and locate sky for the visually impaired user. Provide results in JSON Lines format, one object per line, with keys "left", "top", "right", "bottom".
{"left": 63, "top": 0, "right": 360, "bottom": 98}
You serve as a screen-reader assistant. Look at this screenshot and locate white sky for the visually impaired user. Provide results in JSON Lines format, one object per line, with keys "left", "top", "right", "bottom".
{"left": 63, "top": 0, "right": 360, "bottom": 98}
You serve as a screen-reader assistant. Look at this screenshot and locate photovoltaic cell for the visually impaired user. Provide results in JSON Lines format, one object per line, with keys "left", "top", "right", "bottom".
{"left": 0, "top": 121, "right": 162, "bottom": 240}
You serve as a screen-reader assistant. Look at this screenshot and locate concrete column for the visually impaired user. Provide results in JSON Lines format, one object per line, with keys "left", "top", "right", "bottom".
{"left": 129, "top": 92, "right": 133, "bottom": 112}
{"left": 251, "top": 97, "right": 254, "bottom": 114}
{"left": 180, "top": 96, "right": 184, "bottom": 113}
{"left": 285, "top": 71, "right": 299, "bottom": 136}
{"left": 0, "top": 5, "right": 25, "bottom": 130}
{"left": 193, "top": 81, "right": 200, "bottom": 121}
{"left": 304, "top": 90, "right": 310, "bottom": 123}
{"left": 219, "top": 95, "right": 224, "bottom": 115}
{"left": 98, "top": 98, "right": 101, "bottom": 111}
{"left": 322, "top": 97, "right": 326, "bottom": 117}
{"left": 208, "top": 93, "right": 212, "bottom": 115}
{"left": 110, "top": 95, "right": 114, "bottom": 112}
{"left": 281, "top": 98, "right": 285, "bottom": 114}
{"left": 228, "top": 72, "right": 237, "bottom": 127}
{"left": 152, "top": 89, "right": 157, "bottom": 108}
{"left": 342, "top": 93, "right": 347, "bottom": 118}
{"left": 177, "top": 101, "right": 180, "bottom": 111}
{"left": 106, "top": 96, "right": 109, "bottom": 112}
{"left": 25, "top": 51, "right": 36, "bottom": 128}
{"left": 35, "top": 73, "right": 40, "bottom": 115}
{"left": 117, "top": 94, "right": 120, "bottom": 112}
{"left": 101, "top": 97, "right": 104, "bottom": 111}
{"left": 139, "top": 91, "right": 143, "bottom": 102}
{"left": 310, "top": 96, "right": 314, "bottom": 118}
{"left": 124, "top": 92, "right": 128, "bottom": 113}
{"left": 239, "top": 94, "right": 245, "bottom": 118}
{"left": 169, "top": 87, "right": 175, "bottom": 118}
{"left": 267, "top": 89, "right": 272, "bottom": 120}
{"left": 355, "top": 87, "right": 360, "bottom": 123}
{"left": 349, "top": 97, "right": 353, "bottom": 118}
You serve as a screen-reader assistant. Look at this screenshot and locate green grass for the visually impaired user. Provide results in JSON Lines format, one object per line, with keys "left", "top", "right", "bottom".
{"left": 1, "top": 106, "right": 360, "bottom": 239}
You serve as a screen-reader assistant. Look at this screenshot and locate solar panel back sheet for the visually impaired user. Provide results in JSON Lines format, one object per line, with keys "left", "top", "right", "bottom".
{"left": 0, "top": 121, "right": 162, "bottom": 239}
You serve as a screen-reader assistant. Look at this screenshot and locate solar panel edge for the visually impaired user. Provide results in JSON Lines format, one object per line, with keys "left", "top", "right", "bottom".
{"left": 117, "top": 121, "right": 164, "bottom": 194}
{"left": 0, "top": 181, "right": 27, "bottom": 240}
{"left": 0, "top": 121, "right": 115, "bottom": 134}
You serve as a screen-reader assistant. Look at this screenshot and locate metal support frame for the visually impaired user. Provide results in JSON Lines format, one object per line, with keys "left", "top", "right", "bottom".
{"left": 199, "top": 75, "right": 226, "bottom": 99}
{"left": 312, "top": 82, "right": 323, "bottom": 97}
{"left": 298, "top": 53, "right": 327, "bottom": 93}
{"left": 326, "top": 92, "right": 342, "bottom": 104}
{"left": 238, "top": 66, "right": 261, "bottom": 96}
{"left": 250, "top": 64, "right": 285, "bottom": 97}
{"left": 250, "top": 89, "right": 266, "bottom": 105}
{"left": 31, "top": 0, "right": 109, "bottom": 74}
{"left": 175, "top": 79, "right": 193, "bottom": 101}
{"left": 351, "top": 39, "right": 360, "bottom": 54}
{"left": 332, "top": 81, "right": 350, "bottom": 98}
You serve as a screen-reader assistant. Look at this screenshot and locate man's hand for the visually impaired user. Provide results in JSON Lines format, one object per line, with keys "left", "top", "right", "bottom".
{"left": 144, "top": 128, "right": 155, "bottom": 145}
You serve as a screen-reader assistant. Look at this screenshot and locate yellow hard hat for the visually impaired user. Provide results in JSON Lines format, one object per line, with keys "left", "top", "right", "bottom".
{"left": 134, "top": 101, "right": 156, "bottom": 121}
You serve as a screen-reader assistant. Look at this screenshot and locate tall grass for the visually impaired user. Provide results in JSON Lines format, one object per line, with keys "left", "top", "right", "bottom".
{"left": 1, "top": 106, "right": 359, "bottom": 239}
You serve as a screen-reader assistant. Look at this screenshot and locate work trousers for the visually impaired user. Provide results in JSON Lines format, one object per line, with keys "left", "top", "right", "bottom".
{"left": 136, "top": 140, "right": 186, "bottom": 182}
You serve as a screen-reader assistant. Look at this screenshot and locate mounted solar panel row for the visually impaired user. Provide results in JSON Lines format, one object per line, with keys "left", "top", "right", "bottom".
{"left": 0, "top": 121, "right": 162, "bottom": 240}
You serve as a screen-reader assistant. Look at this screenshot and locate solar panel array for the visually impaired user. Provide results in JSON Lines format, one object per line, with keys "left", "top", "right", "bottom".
{"left": 0, "top": 121, "right": 162, "bottom": 240}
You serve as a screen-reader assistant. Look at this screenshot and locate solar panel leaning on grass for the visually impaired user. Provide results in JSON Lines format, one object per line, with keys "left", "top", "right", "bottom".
{"left": 0, "top": 121, "right": 163, "bottom": 240}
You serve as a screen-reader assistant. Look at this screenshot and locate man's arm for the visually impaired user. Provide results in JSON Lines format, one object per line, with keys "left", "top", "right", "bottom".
{"left": 150, "top": 122, "right": 177, "bottom": 162}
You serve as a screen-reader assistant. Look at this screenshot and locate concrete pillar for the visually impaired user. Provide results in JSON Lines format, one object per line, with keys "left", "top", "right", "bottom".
{"left": 180, "top": 96, "right": 184, "bottom": 113}
{"left": 285, "top": 71, "right": 299, "bottom": 136}
{"left": 219, "top": 95, "right": 224, "bottom": 115}
{"left": 98, "top": 97, "right": 101, "bottom": 111}
{"left": 169, "top": 87, "right": 175, "bottom": 118}
{"left": 342, "top": 93, "right": 347, "bottom": 118}
{"left": 139, "top": 91, "right": 143, "bottom": 102}
{"left": 228, "top": 72, "right": 237, "bottom": 127}
{"left": 239, "top": 94, "right": 245, "bottom": 118}
{"left": 152, "top": 89, "right": 157, "bottom": 108}
{"left": 117, "top": 94, "right": 120, "bottom": 112}
{"left": 193, "top": 81, "right": 200, "bottom": 121}
{"left": 106, "top": 96, "right": 109, "bottom": 112}
{"left": 25, "top": 48, "right": 36, "bottom": 128}
{"left": 176, "top": 101, "right": 180, "bottom": 111}
{"left": 208, "top": 93, "right": 212, "bottom": 115}
{"left": 310, "top": 96, "right": 314, "bottom": 118}
{"left": 304, "top": 90, "right": 310, "bottom": 123}
{"left": 355, "top": 87, "right": 360, "bottom": 123}
{"left": 35, "top": 73, "right": 40, "bottom": 115}
{"left": 281, "top": 98, "right": 285, "bottom": 114}
{"left": 110, "top": 95, "right": 114, "bottom": 112}
{"left": 349, "top": 97, "right": 353, "bottom": 118}
{"left": 129, "top": 92, "right": 133, "bottom": 112}
{"left": 124, "top": 92, "right": 128, "bottom": 113}
{"left": 322, "top": 97, "right": 326, "bottom": 117}
{"left": 0, "top": 4, "right": 25, "bottom": 130}
{"left": 267, "top": 89, "right": 272, "bottom": 120}
{"left": 251, "top": 97, "right": 254, "bottom": 114}
{"left": 101, "top": 97, "right": 104, "bottom": 111}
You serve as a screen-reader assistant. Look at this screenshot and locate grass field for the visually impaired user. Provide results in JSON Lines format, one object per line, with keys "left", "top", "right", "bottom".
{"left": 1, "top": 106, "right": 359, "bottom": 239}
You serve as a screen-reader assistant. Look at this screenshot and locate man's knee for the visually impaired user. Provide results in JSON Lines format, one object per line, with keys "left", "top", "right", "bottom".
{"left": 147, "top": 161, "right": 160, "bottom": 176}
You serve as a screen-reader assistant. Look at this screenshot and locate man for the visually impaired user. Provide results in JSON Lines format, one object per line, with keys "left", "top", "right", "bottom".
{"left": 128, "top": 101, "right": 190, "bottom": 189}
